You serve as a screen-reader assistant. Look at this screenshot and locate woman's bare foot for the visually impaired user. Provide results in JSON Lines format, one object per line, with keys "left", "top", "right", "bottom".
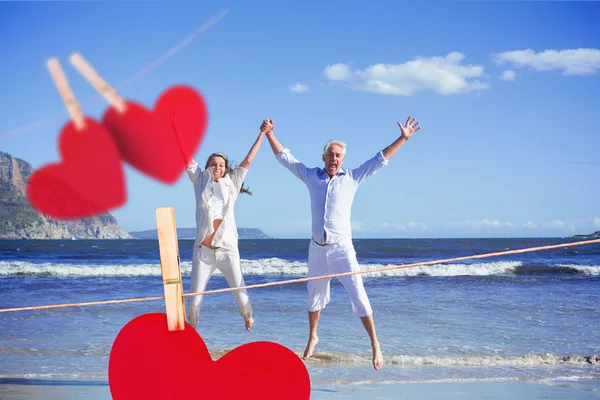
{"left": 245, "top": 317, "right": 254, "bottom": 331}
{"left": 303, "top": 336, "right": 319, "bottom": 360}
{"left": 372, "top": 342, "right": 383, "bottom": 370}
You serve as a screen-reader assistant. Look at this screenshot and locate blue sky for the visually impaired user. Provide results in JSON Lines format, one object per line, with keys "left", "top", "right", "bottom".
{"left": 1, "top": 1, "right": 599, "bottom": 238}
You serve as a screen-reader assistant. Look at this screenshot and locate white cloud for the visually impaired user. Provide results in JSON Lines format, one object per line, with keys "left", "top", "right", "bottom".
{"left": 500, "top": 70, "right": 516, "bottom": 81}
{"left": 545, "top": 220, "right": 577, "bottom": 232}
{"left": 548, "top": 220, "right": 570, "bottom": 229}
{"left": 542, "top": 217, "right": 600, "bottom": 233}
{"left": 352, "top": 220, "right": 363, "bottom": 231}
{"left": 381, "top": 221, "right": 430, "bottom": 231}
{"left": 449, "top": 217, "right": 599, "bottom": 234}
{"left": 453, "top": 218, "right": 537, "bottom": 230}
{"left": 522, "top": 221, "right": 537, "bottom": 229}
{"left": 322, "top": 52, "right": 488, "bottom": 96}
{"left": 323, "top": 63, "right": 353, "bottom": 81}
{"left": 289, "top": 83, "right": 309, "bottom": 93}
{"left": 493, "top": 48, "right": 600, "bottom": 76}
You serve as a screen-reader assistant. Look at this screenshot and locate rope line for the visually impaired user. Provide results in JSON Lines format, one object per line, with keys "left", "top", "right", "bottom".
{"left": 0, "top": 9, "right": 229, "bottom": 140}
{"left": 1, "top": 238, "right": 598, "bottom": 314}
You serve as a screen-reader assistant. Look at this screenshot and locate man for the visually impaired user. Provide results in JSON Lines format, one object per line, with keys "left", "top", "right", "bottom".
{"left": 261, "top": 116, "right": 421, "bottom": 370}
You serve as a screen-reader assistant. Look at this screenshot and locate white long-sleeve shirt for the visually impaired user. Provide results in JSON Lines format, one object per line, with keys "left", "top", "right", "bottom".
{"left": 208, "top": 181, "right": 226, "bottom": 221}
{"left": 276, "top": 148, "right": 389, "bottom": 244}
{"left": 186, "top": 161, "right": 248, "bottom": 249}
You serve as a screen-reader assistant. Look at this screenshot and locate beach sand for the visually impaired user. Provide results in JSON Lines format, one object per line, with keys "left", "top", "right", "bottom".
{"left": 1, "top": 379, "right": 599, "bottom": 399}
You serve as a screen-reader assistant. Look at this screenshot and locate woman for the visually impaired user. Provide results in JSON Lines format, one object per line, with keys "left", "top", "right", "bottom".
{"left": 173, "top": 116, "right": 267, "bottom": 331}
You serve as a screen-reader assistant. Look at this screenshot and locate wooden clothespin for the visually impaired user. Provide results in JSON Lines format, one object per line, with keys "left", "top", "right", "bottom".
{"left": 47, "top": 52, "right": 127, "bottom": 126}
{"left": 69, "top": 52, "right": 127, "bottom": 114}
{"left": 155, "top": 206, "right": 186, "bottom": 331}
{"left": 46, "top": 58, "right": 86, "bottom": 130}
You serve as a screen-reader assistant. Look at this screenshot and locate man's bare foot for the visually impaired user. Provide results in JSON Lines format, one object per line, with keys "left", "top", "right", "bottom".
{"left": 372, "top": 342, "right": 383, "bottom": 370}
{"left": 303, "top": 336, "right": 319, "bottom": 360}
{"left": 245, "top": 317, "right": 254, "bottom": 331}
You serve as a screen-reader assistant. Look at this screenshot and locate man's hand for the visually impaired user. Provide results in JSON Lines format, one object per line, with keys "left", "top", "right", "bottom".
{"left": 382, "top": 116, "right": 422, "bottom": 160}
{"left": 262, "top": 119, "right": 284, "bottom": 154}
{"left": 397, "top": 116, "right": 420, "bottom": 140}
{"left": 260, "top": 119, "right": 274, "bottom": 134}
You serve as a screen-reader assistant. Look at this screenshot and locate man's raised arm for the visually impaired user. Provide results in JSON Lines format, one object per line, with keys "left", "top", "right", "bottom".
{"left": 261, "top": 119, "right": 284, "bottom": 155}
{"left": 381, "top": 116, "right": 421, "bottom": 160}
{"left": 260, "top": 119, "right": 309, "bottom": 182}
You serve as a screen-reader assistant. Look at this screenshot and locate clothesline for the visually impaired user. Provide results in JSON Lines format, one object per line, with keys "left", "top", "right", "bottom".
{"left": 1, "top": 238, "right": 598, "bottom": 314}
{"left": 0, "top": 9, "right": 229, "bottom": 140}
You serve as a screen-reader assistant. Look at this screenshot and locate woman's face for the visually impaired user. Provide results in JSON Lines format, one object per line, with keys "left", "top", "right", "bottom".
{"left": 208, "top": 156, "right": 226, "bottom": 181}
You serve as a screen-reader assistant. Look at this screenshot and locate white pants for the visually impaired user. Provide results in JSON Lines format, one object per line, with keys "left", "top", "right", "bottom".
{"left": 307, "top": 240, "right": 373, "bottom": 317}
{"left": 188, "top": 245, "right": 253, "bottom": 320}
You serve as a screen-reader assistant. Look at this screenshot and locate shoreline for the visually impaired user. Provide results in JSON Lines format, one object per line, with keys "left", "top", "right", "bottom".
{"left": 1, "top": 378, "right": 599, "bottom": 399}
{"left": 1, "top": 236, "right": 598, "bottom": 241}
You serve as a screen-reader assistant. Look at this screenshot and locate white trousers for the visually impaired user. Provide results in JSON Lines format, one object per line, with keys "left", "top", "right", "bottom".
{"left": 307, "top": 240, "right": 373, "bottom": 317}
{"left": 188, "top": 245, "right": 253, "bottom": 321}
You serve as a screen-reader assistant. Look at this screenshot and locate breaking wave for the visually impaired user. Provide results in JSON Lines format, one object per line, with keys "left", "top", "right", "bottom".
{"left": 0, "top": 260, "right": 599, "bottom": 278}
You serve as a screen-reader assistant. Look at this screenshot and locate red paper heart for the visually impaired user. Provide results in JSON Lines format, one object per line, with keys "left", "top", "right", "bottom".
{"left": 26, "top": 117, "right": 126, "bottom": 219}
{"left": 102, "top": 85, "right": 208, "bottom": 184}
{"left": 108, "top": 313, "right": 311, "bottom": 400}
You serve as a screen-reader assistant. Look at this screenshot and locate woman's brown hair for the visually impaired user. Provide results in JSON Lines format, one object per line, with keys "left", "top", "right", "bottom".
{"left": 205, "top": 153, "right": 252, "bottom": 195}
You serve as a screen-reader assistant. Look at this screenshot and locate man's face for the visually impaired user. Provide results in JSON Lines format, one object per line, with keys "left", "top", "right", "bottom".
{"left": 322, "top": 144, "right": 345, "bottom": 177}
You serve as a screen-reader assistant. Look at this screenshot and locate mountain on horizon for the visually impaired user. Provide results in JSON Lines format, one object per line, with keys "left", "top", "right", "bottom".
{"left": 573, "top": 230, "right": 600, "bottom": 239}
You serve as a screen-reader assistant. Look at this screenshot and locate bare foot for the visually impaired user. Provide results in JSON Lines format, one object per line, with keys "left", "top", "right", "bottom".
{"left": 303, "top": 336, "right": 319, "bottom": 360}
{"left": 372, "top": 342, "right": 383, "bottom": 370}
{"left": 245, "top": 317, "right": 254, "bottom": 331}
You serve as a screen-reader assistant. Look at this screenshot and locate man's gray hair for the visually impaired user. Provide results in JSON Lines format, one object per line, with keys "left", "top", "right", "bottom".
{"left": 323, "top": 140, "right": 347, "bottom": 156}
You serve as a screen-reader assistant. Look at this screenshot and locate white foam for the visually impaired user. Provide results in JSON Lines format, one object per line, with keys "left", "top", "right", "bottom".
{"left": 1, "top": 260, "right": 598, "bottom": 277}
{"left": 359, "top": 261, "right": 522, "bottom": 277}
{"left": 389, "top": 354, "right": 597, "bottom": 367}
{"left": 241, "top": 258, "right": 308, "bottom": 276}
{"left": 557, "top": 264, "right": 600, "bottom": 276}
{"left": 0, "top": 261, "right": 164, "bottom": 277}
{"left": 308, "top": 351, "right": 600, "bottom": 367}
{"left": 0, "top": 372, "right": 107, "bottom": 380}
{"left": 351, "top": 375, "right": 600, "bottom": 386}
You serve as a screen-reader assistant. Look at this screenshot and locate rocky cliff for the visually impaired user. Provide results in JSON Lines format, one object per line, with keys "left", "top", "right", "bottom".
{"left": 0, "top": 151, "right": 131, "bottom": 239}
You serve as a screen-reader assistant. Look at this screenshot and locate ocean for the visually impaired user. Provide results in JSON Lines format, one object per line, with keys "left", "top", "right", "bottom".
{"left": 1, "top": 237, "right": 599, "bottom": 396}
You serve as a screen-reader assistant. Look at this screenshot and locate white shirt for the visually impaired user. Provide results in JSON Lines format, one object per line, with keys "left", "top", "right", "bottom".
{"left": 276, "top": 148, "right": 388, "bottom": 244}
{"left": 208, "top": 181, "right": 225, "bottom": 221}
{"left": 186, "top": 162, "right": 248, "bottom": 249}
